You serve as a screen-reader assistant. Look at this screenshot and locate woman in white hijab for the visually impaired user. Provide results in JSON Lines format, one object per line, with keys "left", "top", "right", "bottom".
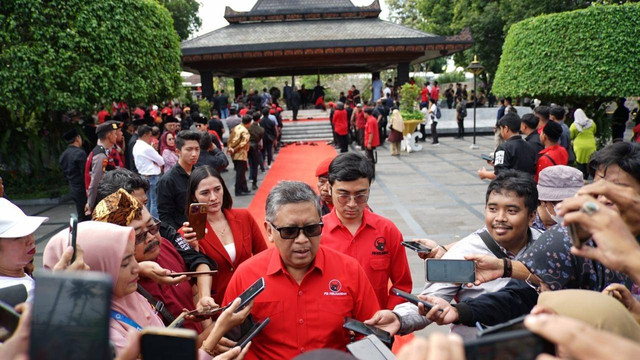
{"left": 388, "top": 109, "right": 405, "bottom": 156}
{"left": 570, "top": 108, "right": 597, "bottom": 179}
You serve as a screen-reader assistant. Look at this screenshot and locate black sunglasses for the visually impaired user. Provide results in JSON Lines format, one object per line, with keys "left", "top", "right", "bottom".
{"left": 269, "top": 222, "right": 323, "bottom": 240}
{"left": 135, "top": 218, "right": 161, "bottom": 245}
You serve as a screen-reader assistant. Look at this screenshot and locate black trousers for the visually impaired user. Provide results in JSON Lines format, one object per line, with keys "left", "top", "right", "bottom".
{"left": 233, "top": 160, "right": 248, "bottom": 194}
{"left": 337, "top": 134, "right": 349, "bottom": 153}
{"left": 457, "top": 119, "right": 465, "bottom": 138}
{"left": 263, "top": 139, "right": 274, "bottom": 165}
{"left": 70, "top": 187, "right": 89, "bottom": 221}
{"left": 292, "top": 108, "right": 299, "bottom": 120}
{"left": 419, "top": 123, "right": 427, "bottom": 142}
{"left": 248, "top": 147, "right": 260, "bottom": 185}
{"left": 357, "top": 128, "right": 365, "bottom": 147}
{"left": 431, "top": 122, "right": 439, "bottom": 143}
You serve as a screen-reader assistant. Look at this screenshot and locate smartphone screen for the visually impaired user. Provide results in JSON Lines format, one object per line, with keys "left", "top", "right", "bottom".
{"left": 236, "top": 318, "right": 270, "bottom": 348}
{"left": 401, "top": 241, "right": 432, "bottom": 253}
{"left": 0, "top": 300, "right": 20, "bottom": 342}
{"left": 343, "top": 317, "right": 392, "bottom": 345}
{"left": 141, "top": 328, "right": 197, "bottom": 360}
{"left": 235, "top": 277, "right": 265, "bottom": 312}
{"left": 68, "top": 214, "right": 78, "bottom": 263}
{"left": 30, "top": 271, "right": 112, "bottom": 360}
{"left": 426, "top": 259, "right": 475, "bottom": 283}
{"left": 188, "top": 203, "right": 208, "bottom": 240}
{"left": 464, "top": 329, "right": 555, "bottom": 360}
{"left": 478, "top": 315, "right": 527, "bottom": 337}
{"left": 347, "top": 334, "right": 396, "bottom": 360}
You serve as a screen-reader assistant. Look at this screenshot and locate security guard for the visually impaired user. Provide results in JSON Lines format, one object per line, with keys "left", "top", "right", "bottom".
{"left": 59, "top": 129, "right": 88, "bottom": 221}
{"left": 84, "top": 121, "right": 119, "bottom": 215}
{"left": 478, "top": 113, "right": 537, "bottom": 180}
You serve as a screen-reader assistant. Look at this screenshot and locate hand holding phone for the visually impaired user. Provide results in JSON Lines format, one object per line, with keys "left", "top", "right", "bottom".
{"left": 68, "top": 214, "right": 78, "bottom": 263}
{"left": 391, "top": 288, "right": 442, "bottom": 313}
{"left": 236, "top": 318, "right": 270, "bottom": 348}
{"left": 167, "top": 270, "right": 218, "bottom": 277}
{"left": 401, "top": 241, "right": 432, "bottom": 254}
{"left": 343, "top": 318, "right": 393, "bottom": 347}
{"left": 0, "top": 300, "right": 20, "bottom": 342}
{"left": 188, "top": 203, "right": 208, "bottom": 240}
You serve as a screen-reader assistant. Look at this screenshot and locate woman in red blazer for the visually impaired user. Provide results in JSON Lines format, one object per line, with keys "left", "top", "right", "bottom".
{"left": 185, "top": 165, "right": 267, "bottom": 304}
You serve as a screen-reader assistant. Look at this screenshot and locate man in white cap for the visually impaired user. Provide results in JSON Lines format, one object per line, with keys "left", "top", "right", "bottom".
{"left": 0, "top": 198, "right": 48, "bottom": 301}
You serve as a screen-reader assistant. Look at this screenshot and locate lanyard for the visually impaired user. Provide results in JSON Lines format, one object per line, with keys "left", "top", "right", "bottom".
{"left": 110, "top": 310, "right": 143, "bottom": 331}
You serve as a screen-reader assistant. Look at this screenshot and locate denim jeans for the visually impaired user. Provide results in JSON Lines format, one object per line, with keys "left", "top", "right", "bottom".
{"left": 220, "top": 108, "right": 229, "bottom": 119}
{"left": 144, "top": 174, "right": 160, "bottom": 219}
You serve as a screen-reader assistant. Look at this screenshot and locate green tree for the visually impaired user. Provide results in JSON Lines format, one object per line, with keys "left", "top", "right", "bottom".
{"left": 159, "top": 0, "right": 202, "bottom": 41}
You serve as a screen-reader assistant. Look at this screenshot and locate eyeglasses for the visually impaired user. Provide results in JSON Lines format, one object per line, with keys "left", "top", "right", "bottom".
{"left": 269, "top": 222, "right": 324, "bottom": 240}
{"left": 335, "top": 192, "right": 369, "bottom": 205}
{"left": 135, "top": 218, "right": 161, "bottom": 245}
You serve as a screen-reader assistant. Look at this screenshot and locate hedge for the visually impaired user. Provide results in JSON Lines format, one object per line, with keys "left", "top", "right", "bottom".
{"left": 492, "top": 3, "right": 640, "bottom": 103}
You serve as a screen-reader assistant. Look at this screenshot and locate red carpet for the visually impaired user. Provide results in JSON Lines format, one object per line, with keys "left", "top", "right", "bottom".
{"left": 282, "top": 117, "right": 330, "bottom": 122}
{"left": 247, "top": 142, "right": 337, "bottom": 240}
{"left": 246, "top": 141, "right": 415, "bottom": 354}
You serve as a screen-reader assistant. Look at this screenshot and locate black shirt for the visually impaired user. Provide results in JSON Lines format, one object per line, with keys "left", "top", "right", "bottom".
{"left": 157, "top": 163, "right": 193, "bottom": 230}
{"left": 59, "top": 145, "right": 87, "bottom": 190}
{"left": 493, "top": 135, "right": 537, "bottom": 176}
{"left": 525, "top": 131, "right": 544, "bottom": 154}
{"left": 196, "top": 149, "right": 228, "bottom": 173}
{"left": 260, "top": 116, "right": 277, "bottom": 142}
{"left": 208, "top": 117, "right": 224, "bottom": 139}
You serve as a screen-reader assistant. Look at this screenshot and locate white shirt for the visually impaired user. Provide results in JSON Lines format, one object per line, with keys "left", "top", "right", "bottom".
{"left": 223, "top": 243, "right": 236, "bottom": 263}
{"left": 133, "top": 139, "right": 164, "bottom": 176}
{"left": 383, "top": 87, "right": 392, "bottom": 97}
{"left": 0, "top": 275, "right": 34, "bottom": 302}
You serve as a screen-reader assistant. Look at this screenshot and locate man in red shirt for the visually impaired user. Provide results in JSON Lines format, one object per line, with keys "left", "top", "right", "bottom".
{"left": 316, "top": 157, "right": 335, "bottom": 216}
{"left": 223, "top": 181, "right": 379, "bottom": 360}
{"left": 420, "top": 83, "right": 429, "bottom": 108}
{"left": 97, "top": 106, "right": 110, "bottom": 124}
{"left": 535, "top": 120, "right": 568, "bottom": 182}
{"left": 332, "top": 102, "right": 349, "bottom": 153}
{"left": 363, "top": 107, "right": 380, "bottom": 166}
{"left": 429, "top": 80, "right": 440, "bottom": 105}
{"left": 352, "top": 103, "right": 366, "bottom": 149}
{"left": 534, "top": 105, "right": 550, "bottom": 135}
{"left": 322, "top": 153, "right": 412, "bottom": 309}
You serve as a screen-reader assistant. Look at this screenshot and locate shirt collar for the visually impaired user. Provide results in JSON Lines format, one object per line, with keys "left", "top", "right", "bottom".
{"left": 324, "top": 208, "right": 376, "bottom": 233}
{"left": 265, "top": 246, "right": 325, "bottom": 276}
{"left": 507, "top": 135, "right": 523, "bottom": 142}
{"left": 496, "top": 228, "right": 535, "bottom": 259}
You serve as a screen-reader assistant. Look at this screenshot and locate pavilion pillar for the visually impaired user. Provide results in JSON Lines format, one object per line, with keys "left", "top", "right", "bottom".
{"left": 397, "top": 63, "right": 410, "bottom": 86}
{"left": 234, "top": 78, "right": 243, "bottom": 98}
{"left": 200, "top": 70, "right": 214, "bottom": 101}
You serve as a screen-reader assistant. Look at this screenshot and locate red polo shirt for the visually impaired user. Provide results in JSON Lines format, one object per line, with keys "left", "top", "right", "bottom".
{"left": 364, "top": 115, "right": 380, "bottom": 148}
{"left": 421, "top": 87, "right": 429, "bottom": 103}
{"left": 356, "top": 110, "right": 366, "bottom": 130}
{"left": 535, "top": 144, "right": 569, "bottom": 182}
{"left": 223, "top": 246, "right": 379, "bottom": 360}
{"left": 333, "top": 109, "right": 349, "bottom": 136}
{"left": 321, "top": 209, "right": 412, "bottom": 309}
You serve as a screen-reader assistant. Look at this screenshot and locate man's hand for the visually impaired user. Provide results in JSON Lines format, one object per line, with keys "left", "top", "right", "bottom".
{"left": 52, "top": 245, "right": 90, "bottom": 272}
{"left": 477, "top": 167, "right": 492, "bottom": 180}
{"left": 196, "top": 296, "right": 218, "bottom": 311}
{"left": 418, "top": 295, "right": 458, "bottom": 325}
{"left": 0, "top": 304, "right": 31, "bottom": 360}
{"left": 366, "top": 143, "right": 372, "bottom": 150}
{"left": 410, "top": 239, "right": 447, "bottom": 260}
{"left": 215, "top": 298, "right": 254, "bottom": 335}
{"left": 574, "top": 180, "right": 640, "bottom": 234}
{"left": 138, "top": 261, "right": 188, "bottom": 285}
{"left": 524, "top": 314, "right": 640, "bottom": 360}
{"left": 602, "top": 283, "right": 640, "bottom": 322}
{"left": 463, "top": 254, "right": 503, "bottom": 287}
{"left": 181, "top": 222, "right": 200, "bottom": 250}
{"left": 397, "top": 333, "right": 465, "bottom": 360}
{"left": 213, "top": 343, "right": 251, "bottom": 360}
{"left": 84, "top": 203, "right": 91, "bottom": 216}
{"left": 364, "top": 310, "right": 401, "bottom": 336}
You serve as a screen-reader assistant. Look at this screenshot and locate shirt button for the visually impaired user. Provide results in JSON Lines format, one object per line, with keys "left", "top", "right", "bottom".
{"left": 298, "top": 291, "right": 303, "bottom": 296}
{"left": 298, "top": 319, "right": 304, "bottom": 324}
{"left": 230, "top": 267, "right": 234, "bottom": 272}
{"left": 301, "top": 348, "right": 305, "bottom": 353}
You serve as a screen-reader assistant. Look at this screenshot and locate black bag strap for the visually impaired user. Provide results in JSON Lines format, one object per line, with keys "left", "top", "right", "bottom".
{"left": 543, "top": 154, "right": 557, "bottom": 165}
{"left": 478, "top": 230, "right": 507, "bottom": 259}
{"left": 137, "top": 284, "right": 176, "bottom": 324}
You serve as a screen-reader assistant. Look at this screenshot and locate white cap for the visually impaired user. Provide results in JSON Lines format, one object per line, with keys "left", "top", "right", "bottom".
{"left": 152, "top": 105, "right": 159, "bottom": 111}
{"left": 0, "top": 198, "right": 48, "bottom": 238}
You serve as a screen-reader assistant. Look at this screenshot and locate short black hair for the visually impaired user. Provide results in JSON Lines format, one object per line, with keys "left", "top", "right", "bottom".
{"left": 252, "top": 111, "right": 261, "bottom": 121}
{"left": 186, "top": 166, "right": 232, "bottom": 215}
{"left": 498, "top": 113, "right": 521, "bottom": 132}
{"left": 521, "top": 113, "right": 539, "bottom": 130}
{"left": 176, "top": 130, "right": 201, "bottom": 150}
{"left": 329, "top": 152, "right": 375, "bottom": 185}
{"left": 96, "top": 168, "right": 149, "bottom": 205}
{"left": 542, "top": 120, "right": 562, "bottom": 142}
{"left": 364, "top": 107, "right": 373, "bottom": 115}
{"left": 588, "top": 142, "right": 640, "bottom": 183}
{"left": 199, "top": 131, "right": 212, "bottom": 150}
{"left": 505, "top": 97, "right": 512, "bottom": 104}
{"left": 262, "top": 107, "right": 270, "bottom": 117}
{"left": 242, "top": 115, "right": 252, "bottom": 124}
{"left": 485, "top": 169, "right": 538, "bottom": 214}
{"left": 137, "top": 125, "right": 152, "bottom": 137}
{"left": 550, "top": 106, "right": 566, "bottom": 120}
{"left": 534, "top": 105, "right": 550, "bottom": 120}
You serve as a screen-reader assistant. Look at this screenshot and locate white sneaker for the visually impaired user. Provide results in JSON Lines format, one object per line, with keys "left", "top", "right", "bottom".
{"left": 432, "top": 143, "right": 440, "bottom": 146}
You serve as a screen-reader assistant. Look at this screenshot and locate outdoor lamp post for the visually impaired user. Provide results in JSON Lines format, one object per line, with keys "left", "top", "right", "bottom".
{"left": 466, "top": 55, "right": 484, "bottom": 149}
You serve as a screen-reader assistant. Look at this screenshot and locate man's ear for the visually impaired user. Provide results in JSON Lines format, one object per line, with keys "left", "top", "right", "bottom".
{"left": 528, "top": 210, "right": 537, "bottom": 226}
{"left": 263, "top": 221, "right": 275, "bottom": 243}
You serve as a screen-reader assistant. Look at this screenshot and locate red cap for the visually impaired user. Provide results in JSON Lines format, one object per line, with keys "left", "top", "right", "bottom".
{"left": 315, "top": 156, "right": 335, "bottom": 177}
{"left": 270, "top": 109, "right": 275, "bottom": 114}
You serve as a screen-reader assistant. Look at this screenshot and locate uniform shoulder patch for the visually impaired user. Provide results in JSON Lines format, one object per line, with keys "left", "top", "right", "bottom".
{"left": 494, "top": 150, "right": 505, "bottom": 165}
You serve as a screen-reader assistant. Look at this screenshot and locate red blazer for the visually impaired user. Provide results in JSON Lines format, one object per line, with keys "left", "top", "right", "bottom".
{"left": 198, "top": 208, "right": 268, "bottom": 304}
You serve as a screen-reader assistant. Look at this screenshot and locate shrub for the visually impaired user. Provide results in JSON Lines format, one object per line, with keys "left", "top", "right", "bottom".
{"left": 437, "top": 71, "right": 466, "bottom": 85}
{"left": 399, "top": 83, "right": 421, "bottom": 112}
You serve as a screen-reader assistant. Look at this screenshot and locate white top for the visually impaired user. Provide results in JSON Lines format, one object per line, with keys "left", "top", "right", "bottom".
{"left": 223, "top": 243, "right": 236, "bottom": 263}
{"left": 0, "top": 274, "right": 35, "bottom": 302}
{"left": 383, "top": 87, "right": 392, "bottom": 97}
{"left": 133, "top": 139, "right": 164, "bottom": 176}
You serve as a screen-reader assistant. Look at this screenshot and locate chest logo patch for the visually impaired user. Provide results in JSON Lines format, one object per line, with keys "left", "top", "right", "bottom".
{"left": 329, "top": 279, "right": 342, "bottom": 292}
{"left": 374, "top": 237, "right": 386, "bottom": 251}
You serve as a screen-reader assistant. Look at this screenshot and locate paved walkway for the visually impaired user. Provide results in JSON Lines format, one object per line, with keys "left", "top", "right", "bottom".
{"left": 25, "top": 134, "right": 497, "bottom": 337}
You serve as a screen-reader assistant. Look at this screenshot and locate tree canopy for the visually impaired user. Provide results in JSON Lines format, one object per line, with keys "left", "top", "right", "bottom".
{"left": 159, "top": 0, "right": 202, "bottom": 41}
{"left": 492, "top": 3, "right": 640, "bottom": 103}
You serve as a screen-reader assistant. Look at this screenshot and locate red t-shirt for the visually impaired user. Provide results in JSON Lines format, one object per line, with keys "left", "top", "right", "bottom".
{"left": 421, "top": 87, "right": 429, "bottom": 103}
{"left": 535, "top": 144, "right": 569, "bottom": 182}
{"left": 239, "top": 108, "right": 248, "bottom": 116}
{"left": 134, "top": 107, "right": 146, "bottom": 120}
{"left": 223, "top": 246, "right": 380, "bottom": 360}
{"left": 364, "top": 115, "right": 380, "bottom": 148}
{"left": 321, "top": 208, "right": 412, "bottom": 309}
{"left": 97, "top": 110, "right": 110, "bottom": 124}
{"left": 138, "top": 238, "right": 203, "bottom": 333}
{"left": 332, "top": 109, "right": 349, "bottom": 135}
{"left": 355, "top": 111, "right": 366, "bottom": 129}
{"left": 430, "top": 86, "right": 440, "bottom": 102}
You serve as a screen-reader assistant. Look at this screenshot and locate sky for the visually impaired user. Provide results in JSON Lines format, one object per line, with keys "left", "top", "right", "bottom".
{"left": 192, "top": 0, "right": 390, "bottom": 39}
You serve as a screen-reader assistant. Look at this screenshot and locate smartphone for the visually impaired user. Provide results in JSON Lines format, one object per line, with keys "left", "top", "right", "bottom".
{"left": 401, "top": 241, "right": 432, "bottom": 253}
{"left": 68, "top": 214, "right": 78, "bottom": 263}
{"left": 184, "top": 306, "right": 225, "bottom": 320}
{"left": 0, "top": 300, "right": 20, "bottom": 342}
{"left": 236, "top": 318, "right": 270, "bottom": 348}
{"left": 188, "top": 203, "right": 208, "bottom": 240}
{"left": 464, "top": 329, "right": 555, "bottom": 360}
{"left": 426, "top": 259, "right": 475, "bottom": 283}
{"left": 347, "top": 334, "right": 396, "bottom": 360}
{"left": 30, "top": 271, "right": 112, "bottom": 360}
{"left": 391, "top": 288, "right": 439, "bottom": 312}
{"left": 167, "top": 270, "right": 218, "bottom": 277}
{"left": 343, "top": 317, "right": 393, "bottom": 347}
{"left": 141, "top": 327, "right": 197, "bottom": 360}
{"left": 233, "top": 277, "right": 265, "bottom": 312}
{"left": 568, "top": 223, "right": 587, "bottom": 248}
{"left": 481, "top": 154, "right": 493, "bottom": 162}
{"left": 477, "top": 315, "right": 526, "bottom": 337}
{"left": 0, "top": 284, "right": 28, "bottom": 306}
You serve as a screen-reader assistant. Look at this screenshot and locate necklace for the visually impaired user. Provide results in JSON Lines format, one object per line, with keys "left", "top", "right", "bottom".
{"left": 213, "top": 222, "right": 228, "bottom": 238}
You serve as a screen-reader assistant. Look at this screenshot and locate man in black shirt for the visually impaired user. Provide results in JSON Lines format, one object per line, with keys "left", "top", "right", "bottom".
{"left": 59, "top": 129, "right": 88, "bottom": 221}
{"left": 478, "top": 113, "right": 537, "bottom": 180}
{"left": 157, "top": 130, "right": 201, "bottom": 230}
{"left": 521, "top": 113, "right": 544, "bottom": 154}
{"left": 218, "top": 89, "right": 229, "bottom": 119}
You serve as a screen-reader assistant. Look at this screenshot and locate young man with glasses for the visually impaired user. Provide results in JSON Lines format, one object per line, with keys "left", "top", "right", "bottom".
{"left": 223, "top": 181, "right": 379, "bottom": 359}
{"left": 321, "top": 152, "right": 412, "bottom": 309}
